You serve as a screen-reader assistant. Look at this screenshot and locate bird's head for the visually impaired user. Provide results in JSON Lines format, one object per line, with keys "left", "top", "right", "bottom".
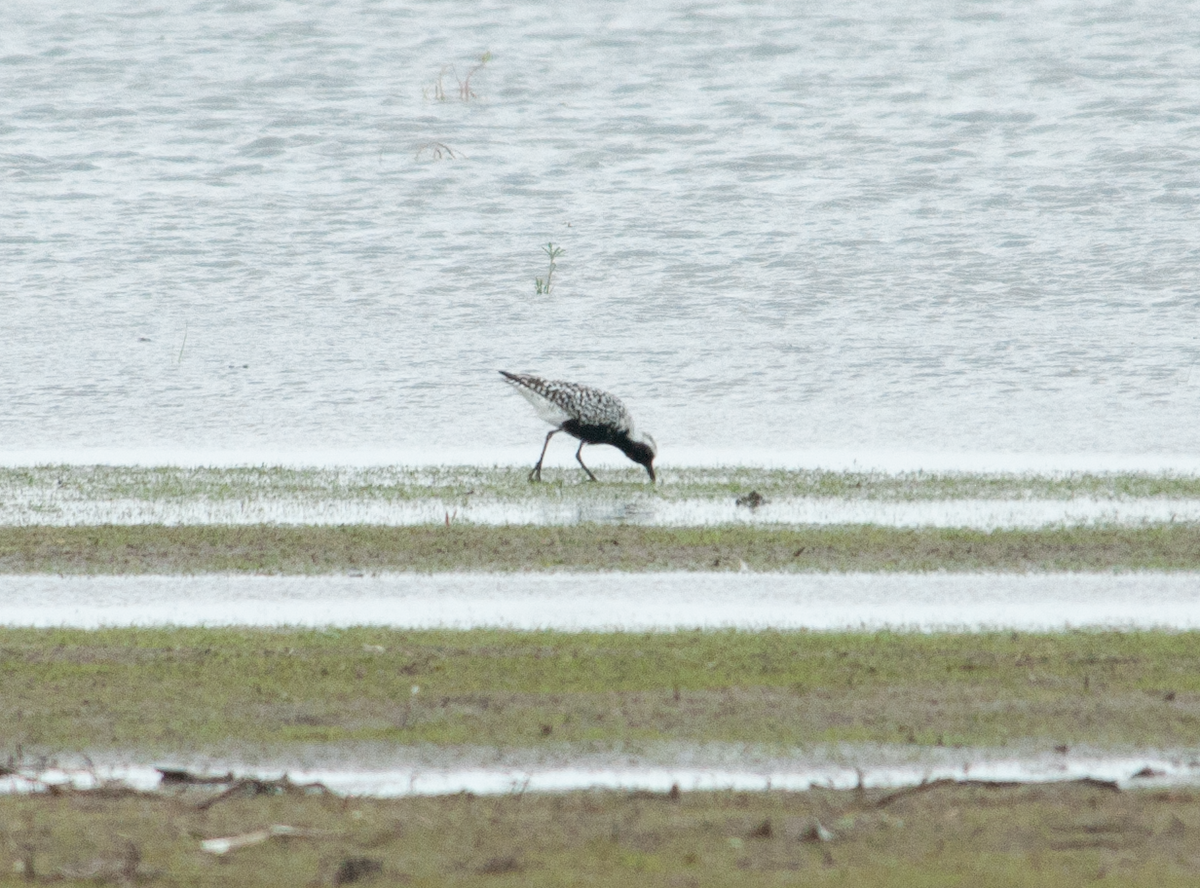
{"left": 624, "top": 431, "right": 657, "bottom": 483}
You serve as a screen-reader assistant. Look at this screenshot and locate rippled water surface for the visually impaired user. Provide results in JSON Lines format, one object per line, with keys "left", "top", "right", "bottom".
{"left": 4, "top": 1, "right": 1200, "bottom": 462}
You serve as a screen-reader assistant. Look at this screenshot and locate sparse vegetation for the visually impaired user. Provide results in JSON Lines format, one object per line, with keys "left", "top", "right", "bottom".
{"left": 425, "top": 51, "right": 491, "bottom": 102}
{"left": 535, "top": 242, "right": 564, "bottom": 294}
{"left": 7, "top": 782, "right": 1200, "bottom": 888}
{"left": 2, "top": 626, "right": 1199, "bottom": 750}
{"left": 458, "top": 51, "right": 491, "bottom": 99}
{"left": 414, "top": 140, "right": 457, "bottom": 160}
{"left": 428, "top": 65, "right": 449, "bottom": 100}
{"left": 3, "top": 781, "right": 1199, "bottom": 886}
{"left": 3, "top": 522, "right": 1200, "bottom": 573}
{"left": 5, "top": 464, "right": 1200, "bottom": 507}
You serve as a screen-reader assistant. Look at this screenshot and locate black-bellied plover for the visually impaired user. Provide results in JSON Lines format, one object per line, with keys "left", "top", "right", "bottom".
{"left": 499, "top": 371, "right": 657, "bottom": 482}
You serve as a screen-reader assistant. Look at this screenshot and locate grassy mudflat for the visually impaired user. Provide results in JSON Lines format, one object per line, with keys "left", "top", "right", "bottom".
{"left": 3, "top": 627, "right": 1199, "bottom": 750}
{"left": 3, "top": 522, "right": 1200, "bottom": 573}
{"left": 7, "top": 464, "right": 1200, "bottom": 502}
{"left": 3, "top": 781, "right": 1199, "bottom": 887}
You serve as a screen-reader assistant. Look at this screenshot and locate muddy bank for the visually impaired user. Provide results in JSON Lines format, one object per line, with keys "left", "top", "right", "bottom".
{"left": 2, "top": 775, "right": 1198, "bottom": 886}
{"left": 5, "top": 523, "right": 1200, "bottom": 573}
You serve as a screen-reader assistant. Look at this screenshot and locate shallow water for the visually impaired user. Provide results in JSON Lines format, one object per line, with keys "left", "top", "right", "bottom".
{"left": 10, "top": 492, "right": 1200, "bottom": 528}
{"left": 3, "top": 1, "right": 1200, "bottom": 463}
{"left": 3, "top": 572, "right": 1197, "bottom": 630}
{"left": 5, "top": 745, "right": 1198, "bottom": 797}
{"left": 6, "top": 463, "right": 1200, "bottom": 527}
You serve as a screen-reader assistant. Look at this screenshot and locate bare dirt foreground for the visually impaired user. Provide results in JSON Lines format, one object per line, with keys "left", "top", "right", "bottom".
{"left": 3, "top": 777, "right": 1200, "bottom": 886}
{"left": 3, "top": 627, "right": 1200, "bottom": 884}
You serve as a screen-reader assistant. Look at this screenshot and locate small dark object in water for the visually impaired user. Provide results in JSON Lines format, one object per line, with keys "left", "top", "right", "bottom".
{"left": 1131, "top": 766, "right": 1165, "bottom": 779}
{"left": 195, "top": 775, "right": 332, "bottom": 810}
{"left": 736, "top": 490, "right": 765, "bottom": 509}
{"left": 333, "top": 856, "right": 383, "bottom": 885}
{"left": 157, "top": 767, "right": 234, "bottom": 785}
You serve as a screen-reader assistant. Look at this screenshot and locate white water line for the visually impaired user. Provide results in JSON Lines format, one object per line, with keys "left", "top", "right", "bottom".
{"left": 1, "top": 572, "right": 1198, "bottom": 631}
{"left": 4, "top": 750, "right": 1197, "bottom": 798}
{"left": 4, "top": 495, "right": 1200, "bottom": 529}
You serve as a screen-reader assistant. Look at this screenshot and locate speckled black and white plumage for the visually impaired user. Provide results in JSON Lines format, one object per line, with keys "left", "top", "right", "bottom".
{"left": 500, "top": 371, "right": 657, "bottom": 482}
{"left": 500, "top": 372, "right": 634, "bottom": 431}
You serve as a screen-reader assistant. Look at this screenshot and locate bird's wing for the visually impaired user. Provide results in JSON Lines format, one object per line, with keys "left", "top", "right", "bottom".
{"left": 500, "top": 371, "right": 634, "bottom": 432}
{"left": 500, "top": 372, "right": 571, "bottom": 426}
{"left": 568, "top": 385, "right": 633, "bottom": 431}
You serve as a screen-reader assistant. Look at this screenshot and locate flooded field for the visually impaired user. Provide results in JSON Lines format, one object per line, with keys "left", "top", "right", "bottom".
{"left": 6, "top": 4, "right": 1200, "bottom": 878}
{"left": 10, "top": 492, "right": 1200, "bottom": 528}
{"left": 5, "top": 1, "right": 1200, "bottom": 467}
{"left": 5, "top": 465, "right": 1200, "bottom": 528}
{"left": 2, "top": 571, "right": 1198, "bottom": 631}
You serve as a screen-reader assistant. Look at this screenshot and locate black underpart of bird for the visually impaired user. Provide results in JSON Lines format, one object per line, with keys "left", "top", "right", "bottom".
{"left": 499, "top": 370, "right": 657, "bottom": 483}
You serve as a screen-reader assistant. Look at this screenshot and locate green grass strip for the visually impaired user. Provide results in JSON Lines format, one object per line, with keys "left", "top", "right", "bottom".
{"left": 3, "top": 523, "right": 1200, "bottom": 573}
{"left": 3, "top": 626, "right": 1199, "bottom": 751}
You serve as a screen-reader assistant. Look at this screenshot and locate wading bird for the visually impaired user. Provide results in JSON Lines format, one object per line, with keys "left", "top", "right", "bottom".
{"left": 499, "top": 371, "right": 657, "bottom": 482}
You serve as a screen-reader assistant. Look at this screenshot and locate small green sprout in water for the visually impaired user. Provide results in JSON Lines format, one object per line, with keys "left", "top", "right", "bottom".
{"left": 535, "top": 242, "right": 564, "bottom": 294}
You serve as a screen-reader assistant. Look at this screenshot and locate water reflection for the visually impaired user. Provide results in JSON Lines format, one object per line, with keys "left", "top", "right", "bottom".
{"left": 2, "top": 573, "right": 1197, "bottom": 630}
{"left": 5, "top": 494, "right": 1200, "bottom": 528}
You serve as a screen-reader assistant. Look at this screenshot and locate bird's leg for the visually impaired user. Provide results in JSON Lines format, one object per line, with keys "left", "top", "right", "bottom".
{"left": 530, "top": 429, "right": 560, "bottom": 482}
{"left": 575, "top": 441, "right": 598, "bottom": 482}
